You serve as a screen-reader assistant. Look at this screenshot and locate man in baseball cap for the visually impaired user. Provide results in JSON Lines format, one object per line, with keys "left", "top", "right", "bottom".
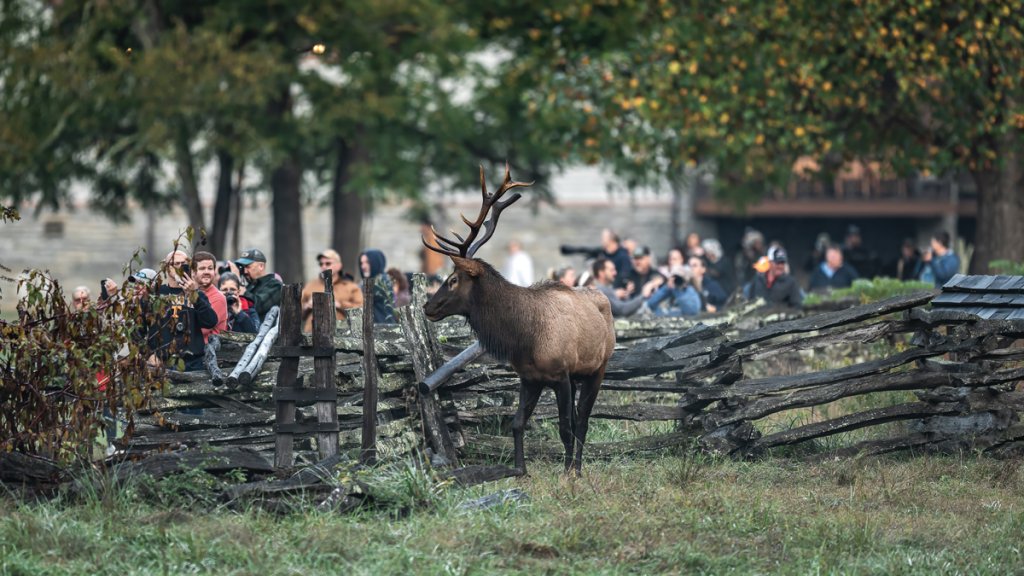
{"left": 234, "top": 248, "right": 281, "bottom": 319}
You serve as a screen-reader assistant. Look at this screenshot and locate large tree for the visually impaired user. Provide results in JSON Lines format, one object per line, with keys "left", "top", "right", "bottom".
{"left": 520, "top": 0, "right": 1023, "bottom": 270}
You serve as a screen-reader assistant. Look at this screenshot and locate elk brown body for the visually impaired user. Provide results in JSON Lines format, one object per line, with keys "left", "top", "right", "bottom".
{"left": 423, "top": 165, "right": 615, "bottom": 475}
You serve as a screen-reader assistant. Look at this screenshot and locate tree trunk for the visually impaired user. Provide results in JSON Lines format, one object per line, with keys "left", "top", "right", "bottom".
{"left": 271, "top": 155, "right": 304, "bottom": 284}
{"left": 210, "top": 149, "right": 235, "bottom": 259}
{"left": 971, "top": 143, "right": 1024, "bottom": 273}
{"left": 174, "top": 129, "right": 205, "bottom": 236}
{"left": 332, "top": 133, "right": 367, "bottom": 277}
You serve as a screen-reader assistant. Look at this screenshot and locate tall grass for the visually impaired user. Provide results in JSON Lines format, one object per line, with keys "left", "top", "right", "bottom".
{"left": 3, "top": 453, "right": 1024, "bottom": 575}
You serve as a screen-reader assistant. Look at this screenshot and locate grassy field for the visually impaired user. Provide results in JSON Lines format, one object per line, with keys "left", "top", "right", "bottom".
{"left": 3, "top": 450, "right": 1024, "bottom": 575}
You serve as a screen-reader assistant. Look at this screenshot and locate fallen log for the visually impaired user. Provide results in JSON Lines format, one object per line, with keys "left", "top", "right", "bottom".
{"left": 111, "top": 447, "right": 274, "bottom": 482}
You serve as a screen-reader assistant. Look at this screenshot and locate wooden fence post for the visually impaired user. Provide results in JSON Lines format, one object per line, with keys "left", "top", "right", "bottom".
{"left": 360, "top": 279, "right": 379, "bottom": 465}
{"left": 312, "top": 291, "right": 339, "bottom": 460}
{"left": 274, "top": 285, "right": 302, "bottom": 468}
{"left": 399, "top": 274, "right": 458, "bottom": 466}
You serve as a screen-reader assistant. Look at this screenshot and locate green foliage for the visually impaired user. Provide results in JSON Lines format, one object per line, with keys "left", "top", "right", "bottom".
{"left": 989, "top": 260, "right": 1024, "bottom": 275}
{"left": 804, "top": 277, "right": 934, "bottom": 306}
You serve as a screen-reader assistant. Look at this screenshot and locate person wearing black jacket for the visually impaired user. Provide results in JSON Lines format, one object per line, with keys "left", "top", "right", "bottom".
{"left": 146, "top": 251, "right": 219, "bottom": 372}
{"left": 750, "top": 249, "right": 803, "bottom": 309}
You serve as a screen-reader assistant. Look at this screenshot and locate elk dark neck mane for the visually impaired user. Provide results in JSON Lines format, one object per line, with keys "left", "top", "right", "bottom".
{"left": 465, "top": 260, "right": 561, "bottom": 364}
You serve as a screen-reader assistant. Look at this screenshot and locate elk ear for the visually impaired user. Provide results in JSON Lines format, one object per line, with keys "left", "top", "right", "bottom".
{"left": 452, "top": 256, "right": 484, "bottom": 278}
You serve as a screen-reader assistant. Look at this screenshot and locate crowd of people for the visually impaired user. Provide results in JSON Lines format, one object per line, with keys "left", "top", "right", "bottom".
{"left": 67, "top": 224, "right": 961, "bottom": 373}
{"left": 70, "top": 244, "right": 415, "bottom": 376}
{"left": 539, "top": 225, "right": 961, "bottom": 319}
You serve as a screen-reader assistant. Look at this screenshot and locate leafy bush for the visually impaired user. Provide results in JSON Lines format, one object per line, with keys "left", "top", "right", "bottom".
{"left": 803, "top": 277, "right": 934, "bottom": 306}
{"left": 989, "top": 260, "right": 1024, "bottom": 275}
{"left": 0, "top": 266, "right": 162, "bottom": 462}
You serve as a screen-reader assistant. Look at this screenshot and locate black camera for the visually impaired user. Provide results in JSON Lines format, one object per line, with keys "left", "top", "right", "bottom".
{"left": 179, "top": 263, "right": 191, "bottom": 276}
{"left": 100, "top": 279, "right": 109, "bottom": 301}
{"left": 225, "top": 294, "right": 238, "bottom": 306}
{"left": 559, "top": 245, "right": 603, "bottom": 259}
{"left": 174, "top": 321, "right": 186, "bottom": 333}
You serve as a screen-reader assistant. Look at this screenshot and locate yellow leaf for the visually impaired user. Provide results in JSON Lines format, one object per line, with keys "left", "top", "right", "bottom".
{"left": 668, "top": 61, "right": 682, "bottom": 74}
{"left": 822, "top": 81, "right": 832, "bottom": 92}
{"left": 794, "top": 126, "right": 806, "bottom": 137}
{"left": 719, "top": 112, "right": 730, "bottom": 124}
{"left": 755, "top": 134, "right": 765, "bottom": 145}
{"left": 688, "top": 60, "right": 699, "bottom": 74}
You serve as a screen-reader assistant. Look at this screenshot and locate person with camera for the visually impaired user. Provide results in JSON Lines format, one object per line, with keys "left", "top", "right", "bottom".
{"left": 234, "top": 248, "right": 282, "bottom": 320}
{"left": 918, "top": 230, "right": 960, "bottom": 287}
{"left": 218, "top": 273, "right": 260, "bottom": 333}
{"left": 144, "top": 250, "right": 219, "bottom": 372}
{"left": 193, "top": 251, "right": 228, "bottom": 341}
{"left": 645, "top": 264, "right": 702, "bottom": 317}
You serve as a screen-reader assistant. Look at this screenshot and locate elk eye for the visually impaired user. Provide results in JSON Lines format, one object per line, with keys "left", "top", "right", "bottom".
{"left": 449, "top": 277, "right": 458, "bottom": 288}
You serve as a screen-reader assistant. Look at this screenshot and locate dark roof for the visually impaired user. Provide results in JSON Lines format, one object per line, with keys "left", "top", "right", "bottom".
{"left": 932, "top": 274, "right": 1024, "bottom": 320}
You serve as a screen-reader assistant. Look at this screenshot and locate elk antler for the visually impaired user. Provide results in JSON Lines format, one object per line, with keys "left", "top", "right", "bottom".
{"left": 423, "top": 163, "right": 533, "bottom": 259}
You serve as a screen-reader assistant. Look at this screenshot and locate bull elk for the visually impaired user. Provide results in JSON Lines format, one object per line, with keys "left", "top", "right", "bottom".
{"left": 423, "top": 165, "right": 615, "bottom": 475}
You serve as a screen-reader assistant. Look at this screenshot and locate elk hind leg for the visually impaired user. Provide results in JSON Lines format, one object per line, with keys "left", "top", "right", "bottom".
{"left": 572, "top": 371, "right": 604, "bottom": 474}
{"left": 553, "top": 375, "right": 576, "bottom": 473}
{"left": 512, "top": 381, "right": 544, "bottom": 476}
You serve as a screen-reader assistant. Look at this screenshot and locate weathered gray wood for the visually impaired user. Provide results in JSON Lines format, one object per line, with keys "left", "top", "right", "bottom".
{"left": 274, "top": 285, "right": 303, "bottom": 468}
{"left": 313, "top": 291, "right": 339, "bottom": 460}
{"left": 128, "top": 426, "right": 275, "bottom": 449}
{"left": 750, "top": 401, "right": 962, "bottom": 453}
{"left": 227, "top": 306, "right": 280, "bottom": 388}
{"left": 0, "top": 452, "right": 65, "bottom": 484}
{"left": 239, "top": 322, "right": 280, "bottom": 386}
{"left": 730, "top": 291, "right": 936, "bottom": 350}
{"left": 139, "top": 409, "right": 275, "bottom": 431}
{"left": 360, "top": 280, "right": 379, "bottom": 465}
{"left": 205, "top": 334, "right": 225, "bottom": 385}
{"left": 399, "top": 274, "right": 458, "bottom": 466}
{"left": 701, "top": 370, "right": 960, "bottom": 429}
{"left": 112, "top": 447, "right": 273, "bottom": 482}
{"left": 690, "top": 345, "right": 959, "bottom": 404}
{"left": 420, "top": 341, "right": 485, "bottom": 394}
{"left": 811, "top": 433, "right": 940, "bottom": 461}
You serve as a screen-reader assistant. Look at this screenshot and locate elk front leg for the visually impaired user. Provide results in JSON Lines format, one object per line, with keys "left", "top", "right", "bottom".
{"left": 512, "top": 381, "right": 544, "bottom": 476}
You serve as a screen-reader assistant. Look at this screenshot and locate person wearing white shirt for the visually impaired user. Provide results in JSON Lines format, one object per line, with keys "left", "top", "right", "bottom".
{"left": 503, "top": 240, "right": 534, "bottom": 287}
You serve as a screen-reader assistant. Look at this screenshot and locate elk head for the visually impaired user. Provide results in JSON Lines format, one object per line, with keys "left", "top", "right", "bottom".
{"left": 423, "top": 164, "right": 533, "bottom": 321}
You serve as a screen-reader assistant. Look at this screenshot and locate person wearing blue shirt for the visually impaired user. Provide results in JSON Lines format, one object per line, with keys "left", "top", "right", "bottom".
{"left": 808, "top": 245, "right": 860, "bottom": 291}
{"left": 646, "top": 265, "right": 702, "bottom": 317}
{"left": 919, "top": 231, "right": 960, "bottom": 287}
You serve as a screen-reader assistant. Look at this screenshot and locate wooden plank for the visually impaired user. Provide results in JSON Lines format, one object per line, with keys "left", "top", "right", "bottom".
{"left": 750, "top": 401, "right": 961, "bottom": 452}
{"left": 274, "top": 285, "right": 302, "bottom": 468}
{"left": 689, "top": 346, "right": 947, "bottom": 403}
{"left": 360, "top": 280, "right": 379, "bottom": 465}
{"left": 728, "top": 291, "right": 936, "bottom": 350}
{"left": 398, "top": 274, "right": 458, "bottom": 466}
{"left": 313, "top": 290, "right": 339, "bottom": 460}
{"left": 701, "top": 370, "right": 959, "bottom": 429}
{"left": 112, "top": 447, "right": 273, "bottom": 482}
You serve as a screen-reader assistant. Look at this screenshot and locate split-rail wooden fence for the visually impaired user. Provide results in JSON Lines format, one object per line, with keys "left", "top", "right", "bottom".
{"left": 126, "top": 275, "right": 1024, "bottom": 467}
